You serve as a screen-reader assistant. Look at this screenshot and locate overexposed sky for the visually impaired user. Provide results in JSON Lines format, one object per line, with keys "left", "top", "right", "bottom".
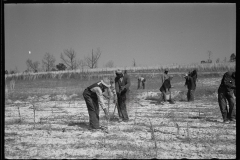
{"left": 5, "top": 3, "right": 236, "bottom": 72}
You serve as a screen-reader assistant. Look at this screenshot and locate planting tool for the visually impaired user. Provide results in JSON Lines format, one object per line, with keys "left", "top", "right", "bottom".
{"left": 112, "top": 102, "right": 118, "bottom": 117}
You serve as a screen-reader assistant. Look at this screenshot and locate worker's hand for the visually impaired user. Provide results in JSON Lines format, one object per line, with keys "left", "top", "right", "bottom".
{"left": 103, "top": 108, "right": 109, "bottom": 119}
{"left": 103, "top": 95, "right": 110, "bottom": 100}
{"left": 121, "top": 88, "right": 127, "bottom": 95}
{"left": 121, "top": 86, "right": 126, "bottom": 90}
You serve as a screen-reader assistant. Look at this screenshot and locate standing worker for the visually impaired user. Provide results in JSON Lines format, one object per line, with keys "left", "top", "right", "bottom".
{"left": 159, "top": 76, "right": 174, "bottom": 104}
{"left": 115, "top": 69, "right": 131, "bottom": 122}
{"left": 83, "top": 77, "right": 112, "bottom": 131}
{"left": 190, "top": 69, "right": 198, "bottom": 89}
{"left": 161, "top": 69, "right": 170, "bottom": 85}
{"left": 137, "top": 76, "right": 146, "bottom": 89}
{"left": 218, "top": 71, "right": 236, "bottom": 123}
{"left": 161, "top": 69, "right": 170, "bottom": 101}
{"left": 184, "top": 73, "right": 196, "bottom": 102}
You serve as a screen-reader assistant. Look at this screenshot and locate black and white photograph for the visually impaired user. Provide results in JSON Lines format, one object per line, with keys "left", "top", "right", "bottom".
{"left": 4, "top": 2, "right": 236, "bottom": 159}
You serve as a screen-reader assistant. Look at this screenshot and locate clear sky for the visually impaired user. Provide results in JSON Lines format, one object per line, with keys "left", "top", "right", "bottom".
{"left": 5, "top": 3, "right": 236, "bottom": 72}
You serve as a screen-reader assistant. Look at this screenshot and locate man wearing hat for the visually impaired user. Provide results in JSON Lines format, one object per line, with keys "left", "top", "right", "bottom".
{"left": 115, "top": 69, "right": 131, "bottom": 122}
{"left": 83, "top": 77, "right": 113, "bottom": 131}
{"left": 137, "top": 76, "right": 146, "bottom": 89}
{"left": 218, "top": 71, "right": 236, "bottom": 123}
{"left": 161, "top": 69, "right": 170, "bottom": 100}
{"left": 162, "top": 69, "right": 170, "bottom": 85}
{"left": 159, "top": 75, "right": 174, "bottom": 104}
{"left": 184, "top": 73, "right": 196, "bottom": 102}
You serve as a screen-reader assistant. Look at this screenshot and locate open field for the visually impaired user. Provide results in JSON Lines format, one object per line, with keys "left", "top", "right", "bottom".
{"left": 4, "top": 71, "right": 236, "bottom": 159}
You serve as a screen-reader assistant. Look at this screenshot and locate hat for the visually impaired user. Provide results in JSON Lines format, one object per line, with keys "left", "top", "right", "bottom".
{"left": 116, "top": 69, "right": 122, "bottom": 75}
{"left": 101, "top": 77, "right": 111, "bottom": 88}
{"left": 164, "top": 69, "right": 169, "bottom": 73}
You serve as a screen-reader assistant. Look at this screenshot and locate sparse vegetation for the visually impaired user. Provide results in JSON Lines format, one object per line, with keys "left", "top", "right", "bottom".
{"left": 4, "top": 69, "right": 236, "bottom": 159}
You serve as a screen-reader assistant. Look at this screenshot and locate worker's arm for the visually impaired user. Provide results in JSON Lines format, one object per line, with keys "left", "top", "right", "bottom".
{"left": 121, "top": 75, "right": 131, "bottom": 93}
{"left": 223, "top": 72, "right": 236, "bottom": 89}
{"left": 90, "top": 87, "right": 107, "bottom": 110}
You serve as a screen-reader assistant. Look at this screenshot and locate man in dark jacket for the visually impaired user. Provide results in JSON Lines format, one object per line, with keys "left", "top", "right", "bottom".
{"left": 218, "top": 71, "right": 236, "bottom": 123}
{"left": 83, "top": 78, "right": 112, "bottom": 131}
{"left": 184, "top": 73, "right": 196, "bottom": 102}
{"left": 115, "top": 69, "right": 131, "bottom": 122}
{"left": 190, "top": 69, "right": 198, "bottom": 88}
{"left": 159, "top": 76, "right": 174, "bottom": 104}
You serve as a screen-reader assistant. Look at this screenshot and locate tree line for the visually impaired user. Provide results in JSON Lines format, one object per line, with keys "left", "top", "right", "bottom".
{"left": 201, "top": 52, "right": 235, "bottom": 64}
{"left": 6, "top": 48, "right": 115, "bottom": 74}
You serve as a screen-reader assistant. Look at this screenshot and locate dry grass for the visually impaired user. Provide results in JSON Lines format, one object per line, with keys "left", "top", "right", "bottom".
{"left": 5, "top": 62, "right": 235, "bottom": 81}
{"left": 4, "top": 72, "right": 236, "bottom": 159}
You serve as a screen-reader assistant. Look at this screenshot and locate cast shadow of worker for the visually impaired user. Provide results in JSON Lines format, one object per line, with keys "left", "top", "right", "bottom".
{"left": 108, "top": 115, "right": 121, "bottom": 122}
{"left": 204, "top": 117, "right": 220, "bottom": 123}
{"left": 189, "top": 116, "right": 220, "bottom": 123}
{"left": 146, "top": 96, "right": 174, "bottom": 105}
{"left": 145, "top": 96, "right": 161, "bottom": 105}
{"left": 68, "top": 121, "right": 89, "bottom": 129}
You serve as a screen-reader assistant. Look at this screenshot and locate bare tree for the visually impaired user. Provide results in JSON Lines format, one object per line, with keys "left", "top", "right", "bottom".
{"left": 26, "top": 59, "right": 40, "bottom": 72}
{"left": 60, "top": 48, "right": 77, "bottom": 70}
{"left": 105, "top": 60, "right": 114, "bottom": 68}
{"left": 85, "top": 48, "right": 101, "bottom": 69}
{"left": 78, "top": 59, "right": 87, "bottom": 72}
{"left": 42, "top": 52, "right": 56, "bottom": 72}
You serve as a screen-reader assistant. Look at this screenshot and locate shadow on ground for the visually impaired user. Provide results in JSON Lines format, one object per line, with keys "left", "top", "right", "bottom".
{"left": 205, "top": 118, "right": 221, "bottom": 123}
{"left": 109, "top": 116, "right": 120, "bottom": 122}
{"left": 189, "top": 116, "right": 205, "bottom": 120}
{"left": 145, "top": 97, "right": 162, "bottom": 105}
{"left": 68, "top": 122, "right": 89, "bottom": 129}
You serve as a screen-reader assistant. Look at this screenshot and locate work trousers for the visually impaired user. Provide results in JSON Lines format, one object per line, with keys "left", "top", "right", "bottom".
{"left": 83, "top": 89, "right": 100, "bottom": 129}
{"left": 138, "top": 80, "right": 145, "bottom": 89}
{"left": 218, "top": 88, "right": 236, "bottom": 121}
{"left": 117, "top": 93, "right": 129, "bottom": 121}
{"left": 187, "top": 90, "right": 195, "bottom": 102}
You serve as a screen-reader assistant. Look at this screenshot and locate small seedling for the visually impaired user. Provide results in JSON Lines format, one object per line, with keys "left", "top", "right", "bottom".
{"left": 17, "top": 105, "right": 21, "bottom": 119}
{"left": 148, "top": 118, "right": 158, "bottom": 158}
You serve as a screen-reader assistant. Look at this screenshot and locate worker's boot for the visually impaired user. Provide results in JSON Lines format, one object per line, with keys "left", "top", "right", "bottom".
{"left": 103, "top": 108, "right": 109, "bottom": 120}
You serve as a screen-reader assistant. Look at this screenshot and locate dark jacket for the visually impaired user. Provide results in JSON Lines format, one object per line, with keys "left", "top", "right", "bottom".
{"left": 218, "top": 71, "right": 235, "bottom": 92}
{"left": 160, "top": 78, "right": 172, "bottom": 92}
{"left": 185, "top": 76, "right": 196, "bottom": 90}
{"left": 115, "top": 73, "right": 131, "bottom": 95}
{"left": 190, "top": 70, "right": 197, "bottom": 86}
